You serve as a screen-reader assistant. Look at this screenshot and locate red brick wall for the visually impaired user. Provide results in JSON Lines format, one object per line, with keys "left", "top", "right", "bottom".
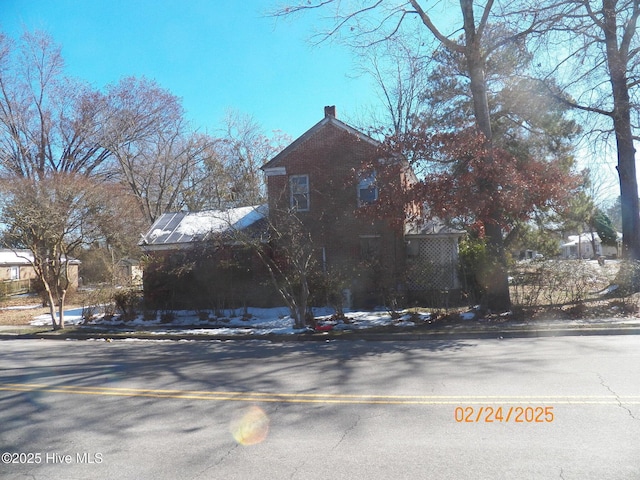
{"left": 143, "top": 245, "right": 280, "bottom": 310}
{"left": 266, "top": 122, "right": 406, "bottom": 307}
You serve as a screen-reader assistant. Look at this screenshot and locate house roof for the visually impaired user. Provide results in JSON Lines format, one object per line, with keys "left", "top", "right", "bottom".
{"left": 261, "top": 109, "right": 382, "bottom": 171}
{"left": 561, "top": 232, "right": 622, "bottom": 248}
{"left": 405, "top": 218, "right": 466, "bottom": 237}
{"left": 0, "top": 249, "right": 33, "bottom": 266}
{"left": 0, "top": 249, "right": 80, "bottom": 265}
{"left": 140, "top": 204, "right": 268, "bottom": 248}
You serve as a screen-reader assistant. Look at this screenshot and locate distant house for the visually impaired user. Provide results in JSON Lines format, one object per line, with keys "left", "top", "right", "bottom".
{"left": 0, "top": 250, "right": 34, "bottom": 282}
{"left": 0, "top": 249, "right": 80, "bottom": 294}
{"left": 141, "top": 106, "right": 464, "bottom": 309}
{"left": 116, "top": 259, "right": 144, "bottom": 287}
{"left": 560, "top": 232, "right": 622, "bottom": 259}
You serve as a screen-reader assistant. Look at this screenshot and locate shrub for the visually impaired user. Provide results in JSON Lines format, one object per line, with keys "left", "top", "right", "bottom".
{"left": 614, "top": 260, "right": 640, "bottom": 295}
{"left": 81, "top": 287, "right": 116, "bottom": 323}
{"left": 510, "top": 259, "right": 613, "bottom": 308}
{"left": 113, "top": 288, "right": 141, "bottom": 321}
{"left": 308, "top": 269, "right": 350, "bottom": 316}
{"left": 81, "top": 303, "right": 98, "bottom": 323}
{"left": 160, "top": 310, "right": 176, "bottom": 324}
{"left": 458, "top": 235, "right": 488, "bottom": 304}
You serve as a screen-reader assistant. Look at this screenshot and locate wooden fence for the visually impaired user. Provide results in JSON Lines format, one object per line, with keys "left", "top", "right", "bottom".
{"left": 0, "top": 279, "right": 32, "bottom": 297}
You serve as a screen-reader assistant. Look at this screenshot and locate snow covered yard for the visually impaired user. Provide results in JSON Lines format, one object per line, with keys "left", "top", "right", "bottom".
{"left": 29, "top": 306, "right": 432, "bottom": 336}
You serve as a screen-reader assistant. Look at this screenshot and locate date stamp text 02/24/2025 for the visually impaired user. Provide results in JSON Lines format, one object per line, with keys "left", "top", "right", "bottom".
{"left": 454, "top": 406, "right": 554, "bottom": 423}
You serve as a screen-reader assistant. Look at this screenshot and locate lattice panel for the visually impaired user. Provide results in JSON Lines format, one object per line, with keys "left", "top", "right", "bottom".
{"left": 407, "top": 238, "right": 459, "bottom": 291}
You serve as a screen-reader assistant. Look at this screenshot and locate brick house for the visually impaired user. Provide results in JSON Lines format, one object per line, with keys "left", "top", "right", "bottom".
{"left": 262, "top": 106, "right": 411, "bottom": 307}
{"left": 141, "top": 107, "right": 463, "bottom": 309}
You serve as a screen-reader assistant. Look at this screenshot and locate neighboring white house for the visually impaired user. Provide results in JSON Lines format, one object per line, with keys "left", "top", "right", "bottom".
{"left": 0, "top": 249, "right": 81, "bottom": 287}
{"left": 560, "top": 232, "right": 622, "bottom": 259}
{"left": 0, "top": 249, "right": 38, "bottom": 282}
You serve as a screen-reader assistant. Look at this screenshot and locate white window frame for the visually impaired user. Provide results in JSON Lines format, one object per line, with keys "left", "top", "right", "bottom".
{"left": 9, "top": 266, "right": 19, "bottom": 280}
{"left": 290, "top": 174, "right": 310, "bottom": 211}
{"left": 357, "top": 171, "right": 379, "bottom": 206}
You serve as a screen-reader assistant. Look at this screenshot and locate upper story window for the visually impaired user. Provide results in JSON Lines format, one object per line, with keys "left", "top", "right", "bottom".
{"left": 357, "top": 172, "right": 378, "bottom": 206}
{"left": 290, "top": 174, "right": 310, "bottom": 211}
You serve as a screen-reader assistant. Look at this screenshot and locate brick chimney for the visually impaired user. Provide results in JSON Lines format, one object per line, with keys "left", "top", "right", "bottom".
{"left": 324, "top": 105, "right": 336, "bottom": 118}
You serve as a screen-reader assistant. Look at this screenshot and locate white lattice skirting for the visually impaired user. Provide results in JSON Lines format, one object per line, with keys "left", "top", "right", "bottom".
{"left": 406, "top": 237, "right": 460, "bottom": 291}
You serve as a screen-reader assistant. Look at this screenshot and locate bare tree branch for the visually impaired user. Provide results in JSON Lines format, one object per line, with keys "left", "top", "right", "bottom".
{"left": 409, "top": 0, "right": 463, "bottom": 52}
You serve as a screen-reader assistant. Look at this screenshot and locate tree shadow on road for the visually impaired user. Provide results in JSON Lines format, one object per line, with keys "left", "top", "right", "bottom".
{"left": 0, "top": 335, "right": 596, "bottom": 457}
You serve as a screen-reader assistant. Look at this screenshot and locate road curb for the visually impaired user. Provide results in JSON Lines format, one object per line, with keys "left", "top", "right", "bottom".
{"left": 1, "top": 323, "right": 639, "bottom": 342}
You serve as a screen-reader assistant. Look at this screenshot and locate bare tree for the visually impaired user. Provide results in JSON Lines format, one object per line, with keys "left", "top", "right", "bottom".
{"left": 234, "top": 206, "right": 317, "bottom": 329}
{"left": 0, "top": 31, "right": 113, "bottom": 179}
{"left": 0, "top": 31, "right": 204, "bottom": 322}
{"left": 180, "top": 110, "right": 294, "bottom": 213}
{"left": 180, "top": 135, "right": 230, "bottom": 211}
{"left": 534, "top": 0, "right": 640, "bottom": 262}
{"left": 110, "top": 126, "right": 217, "bottom": 224}
{"left": 273, "top": 1, "right": 548, "bottom": 311}
{"left": 215, "top": 109, "right": 291, "bottom": 208}
{"left": 106, "top": 103, "right": 289, "bottom": 222}
{"left": 99, "top": 76, "right": 204, "bottom": 223}
{"left": 356, "top": 33, "right": 434, "bottom": 136}
{"left": 0, "top": 31, "right": 211, "bottom": 226}
{"left": 0, "top": 30, "right": 148, "bottom": 317}
{"left": 0, "top": 175, "right": 122, "bottom": 329}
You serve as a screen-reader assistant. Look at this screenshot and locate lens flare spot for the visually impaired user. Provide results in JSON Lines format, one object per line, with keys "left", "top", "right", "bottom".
{"left": 229, "top": 406, "right": 270, "bottom": 446}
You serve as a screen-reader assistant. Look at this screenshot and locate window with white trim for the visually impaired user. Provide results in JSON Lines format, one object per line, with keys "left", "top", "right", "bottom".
{"left": 357, "top": 171, "right": 378, "bottom": 206}
{"left": 9, "top": 267, "right": 19, "bottom": 280}
{"left": 290, "top": 175, "right": 310, "bottom": 211}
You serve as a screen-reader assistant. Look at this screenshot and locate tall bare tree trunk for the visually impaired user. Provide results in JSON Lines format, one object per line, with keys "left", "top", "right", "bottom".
{"left": 603, "top": 0, "right": 640, "bottom": 261}
{"left": 462, "top": 0, "right": 511, "bottom": 311}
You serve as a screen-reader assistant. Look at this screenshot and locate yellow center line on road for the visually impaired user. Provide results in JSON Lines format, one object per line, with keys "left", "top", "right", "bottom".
{"left": 1, "top": 383, "right": 639, "bottom": 405}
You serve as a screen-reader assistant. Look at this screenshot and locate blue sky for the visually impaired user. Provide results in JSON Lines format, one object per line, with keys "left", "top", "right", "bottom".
{"left": 0, "top": 1, "right": 625, "bottom": 202}
{"left": 1, "top": 0, "right": 375, "bottom": 139}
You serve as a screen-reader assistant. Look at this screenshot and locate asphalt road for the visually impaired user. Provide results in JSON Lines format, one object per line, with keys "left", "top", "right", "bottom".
{"left": 1, "top": 335, "right": 639, "bottom": 480}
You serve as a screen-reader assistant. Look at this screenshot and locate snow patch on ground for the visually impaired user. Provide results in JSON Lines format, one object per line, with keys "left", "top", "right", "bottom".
{"left": 0, "top": 304, "right": 42, "bottom": 311}
{"left": 32, "top": 307, "right": 84, "bottom": 325}
{"left": 599, "top": 284, "right": 619, "bottom": 295}
{"left": 29, "top": 305, "right": 432, "bottom": 335}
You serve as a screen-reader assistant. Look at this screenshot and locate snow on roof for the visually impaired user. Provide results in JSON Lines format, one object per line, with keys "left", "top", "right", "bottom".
{"left": 0, "top": 249, "right": 80, "bottom": 265}
{"left": 0, "top": 249, "right": 34, "bottom": 265}
{"left": 177, "top": 205, "right": 266, "bottom": 236}
{"left": 561, "top": 232, "right": 622, "bottom": 247}
{"left": 142, "top": 204, "right": 268, "bottom": 247}
{"left": 404, "top": 218, "right": 465, "bottom": 236}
